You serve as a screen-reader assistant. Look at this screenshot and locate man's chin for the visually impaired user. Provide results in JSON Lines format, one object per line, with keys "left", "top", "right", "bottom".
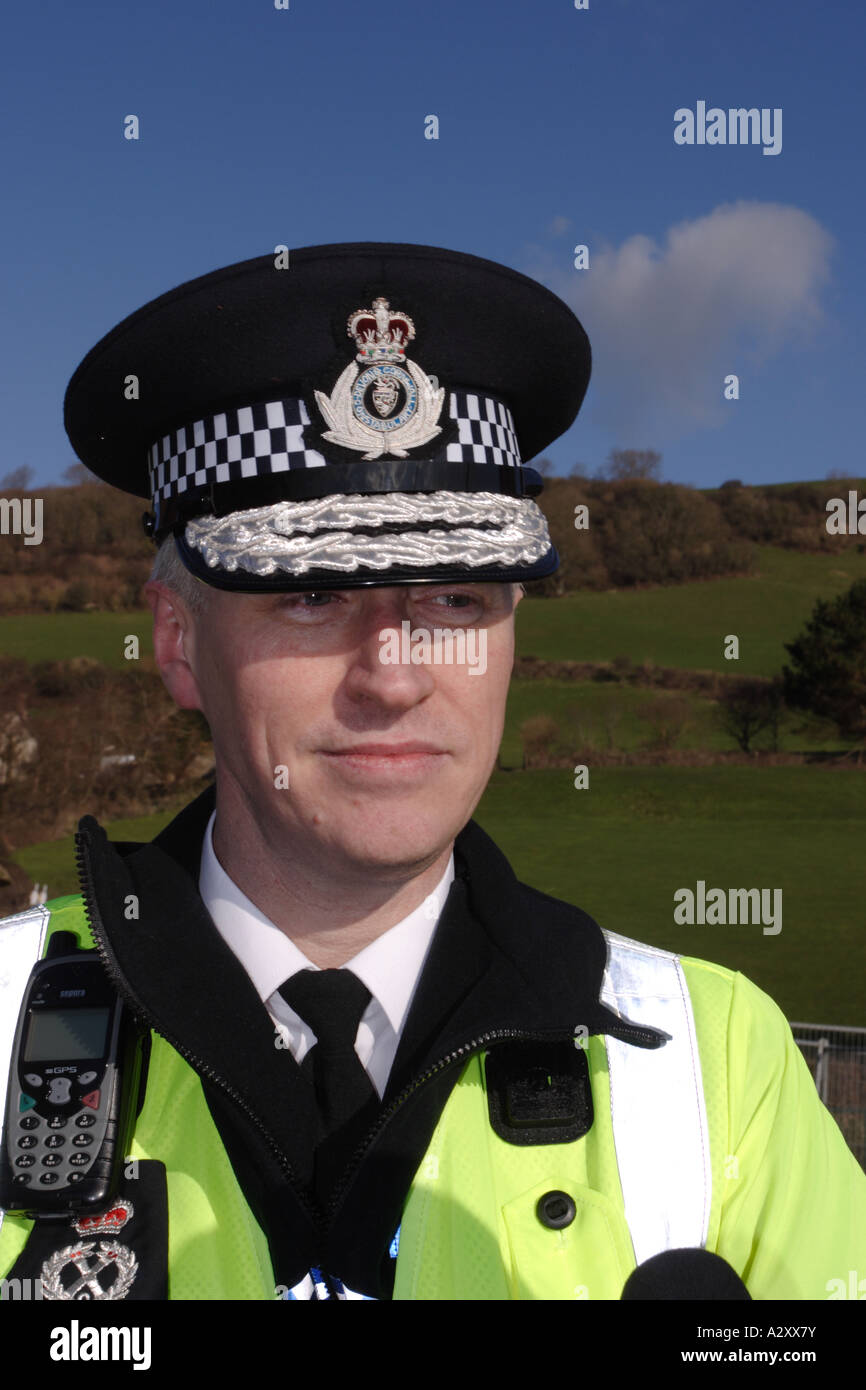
{"left": 306, "top": 805, "right": 464, "bottom": 878}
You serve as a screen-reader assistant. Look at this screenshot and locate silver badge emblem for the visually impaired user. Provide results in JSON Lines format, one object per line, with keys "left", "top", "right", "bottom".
{"left": 315, "top": 298, "right": 445, "bottom": 459}
{"left": 40, "top": 1198, "right": 138, "bottom": 1300}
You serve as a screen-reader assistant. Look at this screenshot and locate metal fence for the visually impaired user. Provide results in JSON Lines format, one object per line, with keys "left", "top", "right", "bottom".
{"left": 792, "top": 1023, "right": 866, "bottom": 1171}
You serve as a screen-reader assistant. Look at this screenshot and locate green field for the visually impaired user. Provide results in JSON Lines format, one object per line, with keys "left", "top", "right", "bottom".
{"left": 473, "top": 766, "right": 865, "bottom": 1026}
{"left": 515, "top": 546, "right": 866, "bottom": 675}
{"left": 14, "top": 810, "right": 180, "bottom": 893}
{"left": 0, "top": 612, "right": 155, "bottom": 668}
{"left": 500, "top": 678, "right": 851, "bottom": 764}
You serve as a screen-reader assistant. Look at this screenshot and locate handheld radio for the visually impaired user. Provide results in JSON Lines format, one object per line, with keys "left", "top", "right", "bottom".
{"left": 0, "top": 932, "right": 146, "bottom": 1218}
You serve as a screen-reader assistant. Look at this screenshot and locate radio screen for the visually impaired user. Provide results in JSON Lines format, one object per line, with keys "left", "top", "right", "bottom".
{"left": 24, "top": 1008, "right": 111, "bottom": 1061}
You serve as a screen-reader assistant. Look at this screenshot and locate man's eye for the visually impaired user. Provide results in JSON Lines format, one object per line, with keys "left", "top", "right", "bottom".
{"left": 278, "top": 591, "right": 339, "bottom": 613}
{"left": 428, "top": 592, "right": 477, "bottom": 608}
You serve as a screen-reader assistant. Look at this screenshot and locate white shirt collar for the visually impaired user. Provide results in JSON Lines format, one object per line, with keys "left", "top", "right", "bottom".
{"left": 198, "top": 809, "right": 454, "bottom": 1037}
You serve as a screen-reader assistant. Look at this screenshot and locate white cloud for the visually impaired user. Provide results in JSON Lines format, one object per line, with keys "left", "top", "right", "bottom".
{"left": 524, "top": 201, "right": 835, "bottom": 437}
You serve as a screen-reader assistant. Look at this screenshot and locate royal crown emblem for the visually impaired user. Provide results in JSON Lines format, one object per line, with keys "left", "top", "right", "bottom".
{"left": 315, "top": 298, "right": 445, "bottom": 459}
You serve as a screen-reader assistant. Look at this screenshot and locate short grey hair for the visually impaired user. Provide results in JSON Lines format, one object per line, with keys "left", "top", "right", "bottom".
{"left": 149, "top": 536, "right": 210, "bottom": 615}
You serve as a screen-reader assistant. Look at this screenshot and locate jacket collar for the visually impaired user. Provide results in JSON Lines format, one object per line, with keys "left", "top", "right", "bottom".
{"left": 75, "top": 782, "right": 666, "bottom": 1294}
{"left": 101, "top": 780, "right": 662, "bottom": 1064}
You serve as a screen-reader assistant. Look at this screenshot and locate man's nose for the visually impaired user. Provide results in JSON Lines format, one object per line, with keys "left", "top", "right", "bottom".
{"left": 342, "top": 594, "right": 435, "bottom": 709}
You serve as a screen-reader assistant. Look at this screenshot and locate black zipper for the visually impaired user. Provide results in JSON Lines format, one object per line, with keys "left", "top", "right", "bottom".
{"left": 326, "top": 1025, "right": 573, "bottom": 1215}
{"left": 73, "top": 825, "right": 326, "bottom": 1232}
{"left": 324, "top": 1009, "right": 663, "bottom": 1215}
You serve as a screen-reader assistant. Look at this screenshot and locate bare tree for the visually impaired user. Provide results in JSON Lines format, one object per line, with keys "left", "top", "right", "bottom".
{"left": 519, "top": 714, "right": 560, "bottom": 769}
{"left": 62, "top": 461, "right": 102, "bottom": 485}
{"left": 716, "top": 677, "right": 784, "bottom": 753}
{"left": 599, "top": 449, "right": 662, "bottom": 482}
{"left": 0, "top": 465, "right": 34, "bottom": 490}
{"left": 641, "top": 696, "right": 692, "bottom": 750}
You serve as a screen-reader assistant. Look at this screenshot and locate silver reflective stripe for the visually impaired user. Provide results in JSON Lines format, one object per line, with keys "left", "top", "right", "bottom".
{"left": 601, "top": 929, "right": 711, "bottom": 1265}
{"left": 0, "top": 906, "right": 51, "bottom": 1235}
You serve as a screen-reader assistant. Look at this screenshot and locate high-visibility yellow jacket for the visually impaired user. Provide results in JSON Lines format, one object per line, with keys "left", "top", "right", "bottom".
{"left": 1, "top": 790, "right": 864, "bottom": 1300}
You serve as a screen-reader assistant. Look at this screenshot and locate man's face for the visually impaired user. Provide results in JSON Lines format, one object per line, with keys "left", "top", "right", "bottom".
{"left": 148, "top": 580, "right": 521, "bottom": 881}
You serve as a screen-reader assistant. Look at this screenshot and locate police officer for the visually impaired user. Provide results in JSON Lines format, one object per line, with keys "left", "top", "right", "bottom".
{"left": 1, "top": 243, "right": 864, "bottom": 1300}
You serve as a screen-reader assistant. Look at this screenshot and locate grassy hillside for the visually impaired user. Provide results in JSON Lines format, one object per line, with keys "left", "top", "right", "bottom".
{"left": 515, "top": 546, "right": 866, "bottom": 675}
{"left": 499, "top": 678, "right": 852, "bottom": 764}
{"left": 0, "top": 613, "right": 155, "bottom": 668}
{"left": 473, "top": 765, "right": 865, "bottom": 1026}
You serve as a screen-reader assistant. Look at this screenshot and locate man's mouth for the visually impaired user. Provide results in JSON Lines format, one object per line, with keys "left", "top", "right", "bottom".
{"left": 319, "top": 742, "right": 449, "bottom": 782}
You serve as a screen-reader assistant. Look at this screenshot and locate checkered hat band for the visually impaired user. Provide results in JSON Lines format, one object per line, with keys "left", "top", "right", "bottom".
{"left": 446, "top": 391, "right": 521, "bottom": 470}
{"left": 147, "top": 392, "right": 521, "bottom": 503}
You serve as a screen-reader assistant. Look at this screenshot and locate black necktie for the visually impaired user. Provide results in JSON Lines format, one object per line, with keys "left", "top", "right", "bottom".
{"left": 278, "top": 969, "right": 377, "bottom": 1142}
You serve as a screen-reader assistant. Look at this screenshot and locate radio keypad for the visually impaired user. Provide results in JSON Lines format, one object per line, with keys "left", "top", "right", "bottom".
{"left": 9, "top": 1068, "right": 108, "bottom": 1192}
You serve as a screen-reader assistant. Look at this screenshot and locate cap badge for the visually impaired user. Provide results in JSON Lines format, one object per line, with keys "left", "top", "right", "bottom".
{"left": 315, "top": 298, "right": 445, "bottom": 459}
{"left": 40, "top": 1199, "right": 138, "bottom": 1300}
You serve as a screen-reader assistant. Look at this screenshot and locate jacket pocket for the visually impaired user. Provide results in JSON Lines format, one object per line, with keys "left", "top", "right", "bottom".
{"left": 501, "top": 1176, "right": 635, "bottom": 1300}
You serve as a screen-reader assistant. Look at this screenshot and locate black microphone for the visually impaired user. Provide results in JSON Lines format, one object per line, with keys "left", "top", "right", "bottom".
{"left": 622, "top": 1248, "right": 751, "bottom": 1300}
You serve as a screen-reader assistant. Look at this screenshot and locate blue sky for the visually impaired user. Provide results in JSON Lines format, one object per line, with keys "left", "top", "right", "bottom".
{"left": 1, "top": 0, "right": 863, "bottom": 489}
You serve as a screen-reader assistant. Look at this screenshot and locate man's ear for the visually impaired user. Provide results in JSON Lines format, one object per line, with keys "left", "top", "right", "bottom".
{"left": 144, "top": 580, "right": 205, "bottom": 712}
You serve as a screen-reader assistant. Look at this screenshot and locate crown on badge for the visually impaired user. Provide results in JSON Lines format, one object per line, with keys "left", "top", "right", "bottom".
{"left": 347, "top": 298, "right": 416, "bottom": 364}
{"left": 72, "top": 1199, "right": 133, "bottom": 1235}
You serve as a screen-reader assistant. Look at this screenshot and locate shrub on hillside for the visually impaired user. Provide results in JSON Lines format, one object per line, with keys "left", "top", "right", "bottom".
{"left": 782, "top": 580, "right": 866, "bottom": 740}
{"left": 531, "top": 478, "right": 754, "bottom": 593}
{"left": 640, "top": 695, "right": 693, "bottom": 750}
{"left": 716, "top": 677, "right": 785, "bottom": 753}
